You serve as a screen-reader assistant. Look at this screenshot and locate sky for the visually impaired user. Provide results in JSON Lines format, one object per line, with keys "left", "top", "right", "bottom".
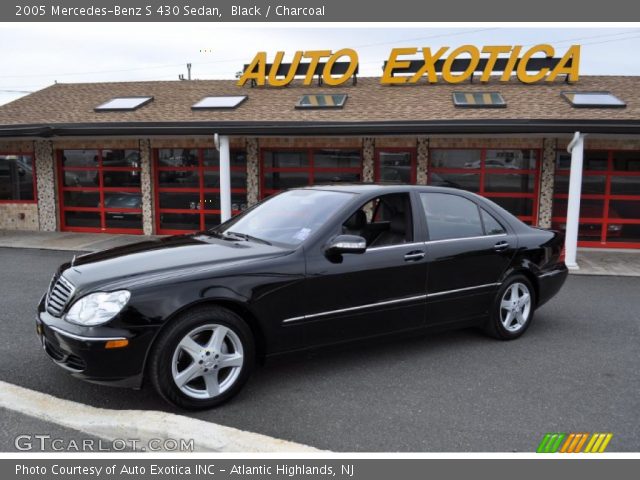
{"left": 1, "top": 24, "right": 640, "bottom": 105}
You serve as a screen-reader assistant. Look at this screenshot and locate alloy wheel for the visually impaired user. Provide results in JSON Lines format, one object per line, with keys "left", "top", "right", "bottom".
{"left": 171, "top": 324, "right": 244, "bottom": 400}
{"left": 499, "top": 282, "right": 532, "bottom": 332}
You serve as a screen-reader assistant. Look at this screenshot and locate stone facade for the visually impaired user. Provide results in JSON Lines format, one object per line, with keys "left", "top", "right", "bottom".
{"left": 246, "top": 137, "right": 259, "bottom": 206}
{"left": 259, "top": 137, "right": 361, "bottom": 148}
{"left": 0, "top": 203, "right": 38, "bottom": 230}
{"left": 429, "top": 137, "right": 543, "bottom": 149}
{"left": 54, "top": 138, "right": 140, "bottom": 150}
{"left": 374, "top": 137, "right": 417, "bottom": 148}
{"left": 416, "top": 137, "right": 429, "bottom": 185}
{"left": 34, "top": 140, "right": 56, "bottom": 231}
{"left": 558, "top": 138, "right": 640, "bottom": 151}
{"left": 362, "top": 138, "right": 375, "bottom": 182}
{"left": 138, "top": 138, "right": 154, "bottom": 235}
{"left": 150, "top": 136, "right": 245, "bottom": 149}
{"left": 538, "top": 138, "right": 557, "bottom": 228}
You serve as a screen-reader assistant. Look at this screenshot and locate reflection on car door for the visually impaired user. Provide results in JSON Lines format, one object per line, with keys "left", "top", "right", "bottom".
{"left": 420, "top": 192, "right": 516, "bottom": 325}
{"left": 284, "top": 193, "right": 428, "bottom": 349}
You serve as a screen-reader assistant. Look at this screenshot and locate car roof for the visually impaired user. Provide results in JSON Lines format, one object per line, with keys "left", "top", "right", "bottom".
{"left": 302, "top": 183, "right": 465, "bottom": 195}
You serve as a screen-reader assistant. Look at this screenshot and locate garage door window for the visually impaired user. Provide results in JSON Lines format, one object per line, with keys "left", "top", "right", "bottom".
{"left": 428, "top": 148, "right": 540, "bottom": 224}
{"left": 58, "top": 149, "right": 142, "bottom": 233}
{"left": 375, "top": 150, "right": 416, "bottom": 184}
{"left": 155, "top": 148, "right": 248, "bottom": 234}
{"left": 261, "top": 149, "right": 361, "bottom": 198}
{"left": 552, "top": 150, "right": 640, "bottom": 248}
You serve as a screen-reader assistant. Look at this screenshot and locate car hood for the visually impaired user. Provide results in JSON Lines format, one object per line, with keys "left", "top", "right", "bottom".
{"left": 60, "top": 234, "right": 291, "bottom": 291}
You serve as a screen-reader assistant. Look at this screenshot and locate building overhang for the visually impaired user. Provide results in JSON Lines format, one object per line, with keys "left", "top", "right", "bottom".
{"left": 3, "top": 119, "right": 640, "bottom": 138}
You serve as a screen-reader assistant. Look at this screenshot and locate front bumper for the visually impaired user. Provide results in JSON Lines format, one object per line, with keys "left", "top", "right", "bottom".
{"left": 36, "top": 307, "right": 157, "bottom": 389}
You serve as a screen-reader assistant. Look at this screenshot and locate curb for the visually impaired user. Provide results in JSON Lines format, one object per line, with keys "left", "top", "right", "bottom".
{"left": 0, "top": 380, "right": 320, "bottom": 452}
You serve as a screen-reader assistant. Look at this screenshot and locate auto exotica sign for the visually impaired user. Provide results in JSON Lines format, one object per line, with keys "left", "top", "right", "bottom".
{"left": 237, "top": 45, "right": 580, "bottom": 86}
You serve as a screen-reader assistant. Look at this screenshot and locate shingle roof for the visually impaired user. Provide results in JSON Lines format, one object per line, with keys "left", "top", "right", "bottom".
{"left": 0, "top": 76, "right": 639, "bottom": 133}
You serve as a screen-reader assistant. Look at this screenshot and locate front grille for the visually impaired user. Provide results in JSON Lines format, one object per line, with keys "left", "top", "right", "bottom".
{"left": 46, "top": 275, "right": 75, "bottom": 317}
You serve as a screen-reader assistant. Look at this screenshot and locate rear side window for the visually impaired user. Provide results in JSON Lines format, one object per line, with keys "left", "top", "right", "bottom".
{"left": 480, "top": 208, "right": 507, "bottom": 235}
{"left": 420, "top": 193, "right": 483, "bottom": 241}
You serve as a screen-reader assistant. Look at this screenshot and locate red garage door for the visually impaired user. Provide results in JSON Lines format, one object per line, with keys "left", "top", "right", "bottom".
{"left": 58, "top": 149, "right": 143, "bottom": 234}
{"left": 428, "top": 148, "right": 541, "bottom": 224}
{"left": 552, "top": 150, "right": 640, "bottom": 248}
{"left": 154, "top": 148, "right": 248, "bottom": 234}
{"left": 260, "top": 148, "right": 362, "bottom": 198}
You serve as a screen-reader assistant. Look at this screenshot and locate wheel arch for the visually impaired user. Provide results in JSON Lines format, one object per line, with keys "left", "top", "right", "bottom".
{"left": 502, "top": 267, "right": 540, "bottom": 307}
{"left": 140, "top": 298, "right": 267, "bottom": 387}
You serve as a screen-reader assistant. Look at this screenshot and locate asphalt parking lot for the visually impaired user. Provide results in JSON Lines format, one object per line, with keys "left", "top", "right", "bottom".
{"left": 0, "top": 247, "right": 638, "bottom": 452}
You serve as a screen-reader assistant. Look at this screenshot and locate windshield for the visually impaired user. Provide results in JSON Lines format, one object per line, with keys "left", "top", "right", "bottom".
{"left": 214, "top": 189, "right": 355, "bottom": 247}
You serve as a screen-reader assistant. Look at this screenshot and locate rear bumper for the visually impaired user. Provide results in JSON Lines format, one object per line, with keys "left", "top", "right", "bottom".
{"left": 537, "top": 265, "right": 569, "bottom": 307}
{"left": 36, "top": 307, "right": 156, "bottom": 389}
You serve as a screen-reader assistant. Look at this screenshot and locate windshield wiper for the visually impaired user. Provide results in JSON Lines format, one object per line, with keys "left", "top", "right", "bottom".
{"left": 225, "top": 231, "right": 272, "bottom": 246}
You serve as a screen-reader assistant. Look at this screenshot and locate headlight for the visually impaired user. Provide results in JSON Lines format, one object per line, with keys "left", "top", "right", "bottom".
{"left": 65, "top": 290, "right": 130, "bottom": 326}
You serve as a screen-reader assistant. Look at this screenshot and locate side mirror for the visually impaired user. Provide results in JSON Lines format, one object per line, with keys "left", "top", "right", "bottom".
{"left": 325, "top": 234, "right": 367, "bottom": 256}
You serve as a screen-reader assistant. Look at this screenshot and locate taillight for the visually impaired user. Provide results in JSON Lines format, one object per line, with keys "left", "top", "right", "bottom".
{"left": 559, "top": 245, "right": 566, "bottom": 263}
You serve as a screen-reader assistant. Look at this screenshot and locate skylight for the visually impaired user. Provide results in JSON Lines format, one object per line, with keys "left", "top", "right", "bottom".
{"left": 296, "top": 94, "right": 348, "bottom": 109}
{"left": 94, "top": 96, "right": 153, "bottom": 111}
{"left": 561, "top": 91, "right": 626, "bottom": 108}
{"left": 452, "top": 92, "right": 506, "bottom": 108}
{"left": 191, "top": 96, "right": 247, "bottom": 109}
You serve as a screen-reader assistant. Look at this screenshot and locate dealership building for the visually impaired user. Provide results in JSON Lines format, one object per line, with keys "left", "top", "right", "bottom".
{"left": 1, "top": 69, "right": 639, "bottom": 258}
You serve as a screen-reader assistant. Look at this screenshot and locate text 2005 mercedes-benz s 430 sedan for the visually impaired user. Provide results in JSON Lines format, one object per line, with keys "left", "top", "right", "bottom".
{"left": 37, "top": 185, "right": 568, "bottom": 409}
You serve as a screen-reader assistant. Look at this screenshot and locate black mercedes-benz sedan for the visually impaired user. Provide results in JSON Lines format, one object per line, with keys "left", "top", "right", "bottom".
{"left": 37, "top": 185, "right": 568, "bottom": 409}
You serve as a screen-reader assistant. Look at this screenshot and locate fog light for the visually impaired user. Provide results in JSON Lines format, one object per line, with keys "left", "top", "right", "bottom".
{"left": 105, "top": 339, "right": 129, "bottom": 349}
{"left": 36, "top": 324, "right": 42, "bottom": 336}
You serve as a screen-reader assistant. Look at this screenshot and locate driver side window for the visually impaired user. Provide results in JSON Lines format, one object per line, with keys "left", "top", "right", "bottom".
{"left": 342, "top": 193, "right": 413, "bottom": 248}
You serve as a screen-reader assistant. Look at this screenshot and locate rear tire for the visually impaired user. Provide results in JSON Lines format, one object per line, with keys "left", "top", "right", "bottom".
{"left": 148, "top": 306, "right": 254, "bottom": 410}
{"left": 484, "top": 274, "right": 535, "bottom": 340}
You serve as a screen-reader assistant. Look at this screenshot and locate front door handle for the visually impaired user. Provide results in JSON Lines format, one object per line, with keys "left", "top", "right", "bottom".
{"left": 494, "top": 241, "right": 510, "bottom": 251}
{"left": 404, "top": 250, "right": 425, "bottom": 262}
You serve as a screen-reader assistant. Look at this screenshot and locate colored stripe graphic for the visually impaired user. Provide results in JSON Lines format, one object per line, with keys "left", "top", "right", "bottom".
{"left": 584, "top": 433, "right": 613, "bottom": 453}
{"left": 538, "top": 433, "right": 613, "bottom": 453}
{"left": 560, "top": 433, "right": 589, "bottom": 453}
{"left": 537, "top": 433, "right": 566, "bottom": 453}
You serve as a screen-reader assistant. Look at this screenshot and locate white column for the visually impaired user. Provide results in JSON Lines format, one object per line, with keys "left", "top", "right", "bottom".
{"left": 218, "top": 135, "right": 232, "bottom": 222}
{"left": 565, "top": 132, "right": 585, "bottom": 270}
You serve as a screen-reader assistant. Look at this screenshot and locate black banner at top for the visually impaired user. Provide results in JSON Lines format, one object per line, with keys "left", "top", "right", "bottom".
{"left": 4, "top": 0, "right": 640, "bottom": 22}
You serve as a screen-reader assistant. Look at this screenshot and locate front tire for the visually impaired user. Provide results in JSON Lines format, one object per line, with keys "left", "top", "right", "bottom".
{"left": 484, "top": 274, "right": 535, "bottom": 340}
{"left": 149, "top": 306, "right": 255, "bottom": 410}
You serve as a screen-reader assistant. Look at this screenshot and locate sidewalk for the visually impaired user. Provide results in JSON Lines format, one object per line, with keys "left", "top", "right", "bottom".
{"left": 0, "top": 230, "right": 162, "bottom": 252}
{"left": 573, "top": 248, "right": 640, "bottom": 277}
{"left": 1, "top": 230, "right": 639, "bottom": 276}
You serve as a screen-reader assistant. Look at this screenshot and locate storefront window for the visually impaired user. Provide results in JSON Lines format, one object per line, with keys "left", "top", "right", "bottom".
{"left": 375, "top": 150, "right": 415, "bottom": 184}
{"left": 155, "top": 148, "right": 248, "bottom": 234}
{"left": 0, "top": 154, "right": 35, "bottom": 202}
{"left": 429, "top": 148, "right": 540, "bottom": 224}
{"left": 261, "top": 148, "right": 362, "bottom": 197}
{"left": 431, "top": 149, "right": 481, "bottom": 169}
{"left": 552, "top": 150, "right": 640, "bottom": 247}
{"left": 58, "top": 149, "right": 141, "bottom": 233}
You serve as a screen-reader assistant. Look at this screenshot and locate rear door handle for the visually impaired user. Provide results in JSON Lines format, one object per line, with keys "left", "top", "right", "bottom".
{"left": 494, "top": 241, "right": 510, "bottom": 251}
{"left": 404, "top": 250, "right": 425, "bottom": 262}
